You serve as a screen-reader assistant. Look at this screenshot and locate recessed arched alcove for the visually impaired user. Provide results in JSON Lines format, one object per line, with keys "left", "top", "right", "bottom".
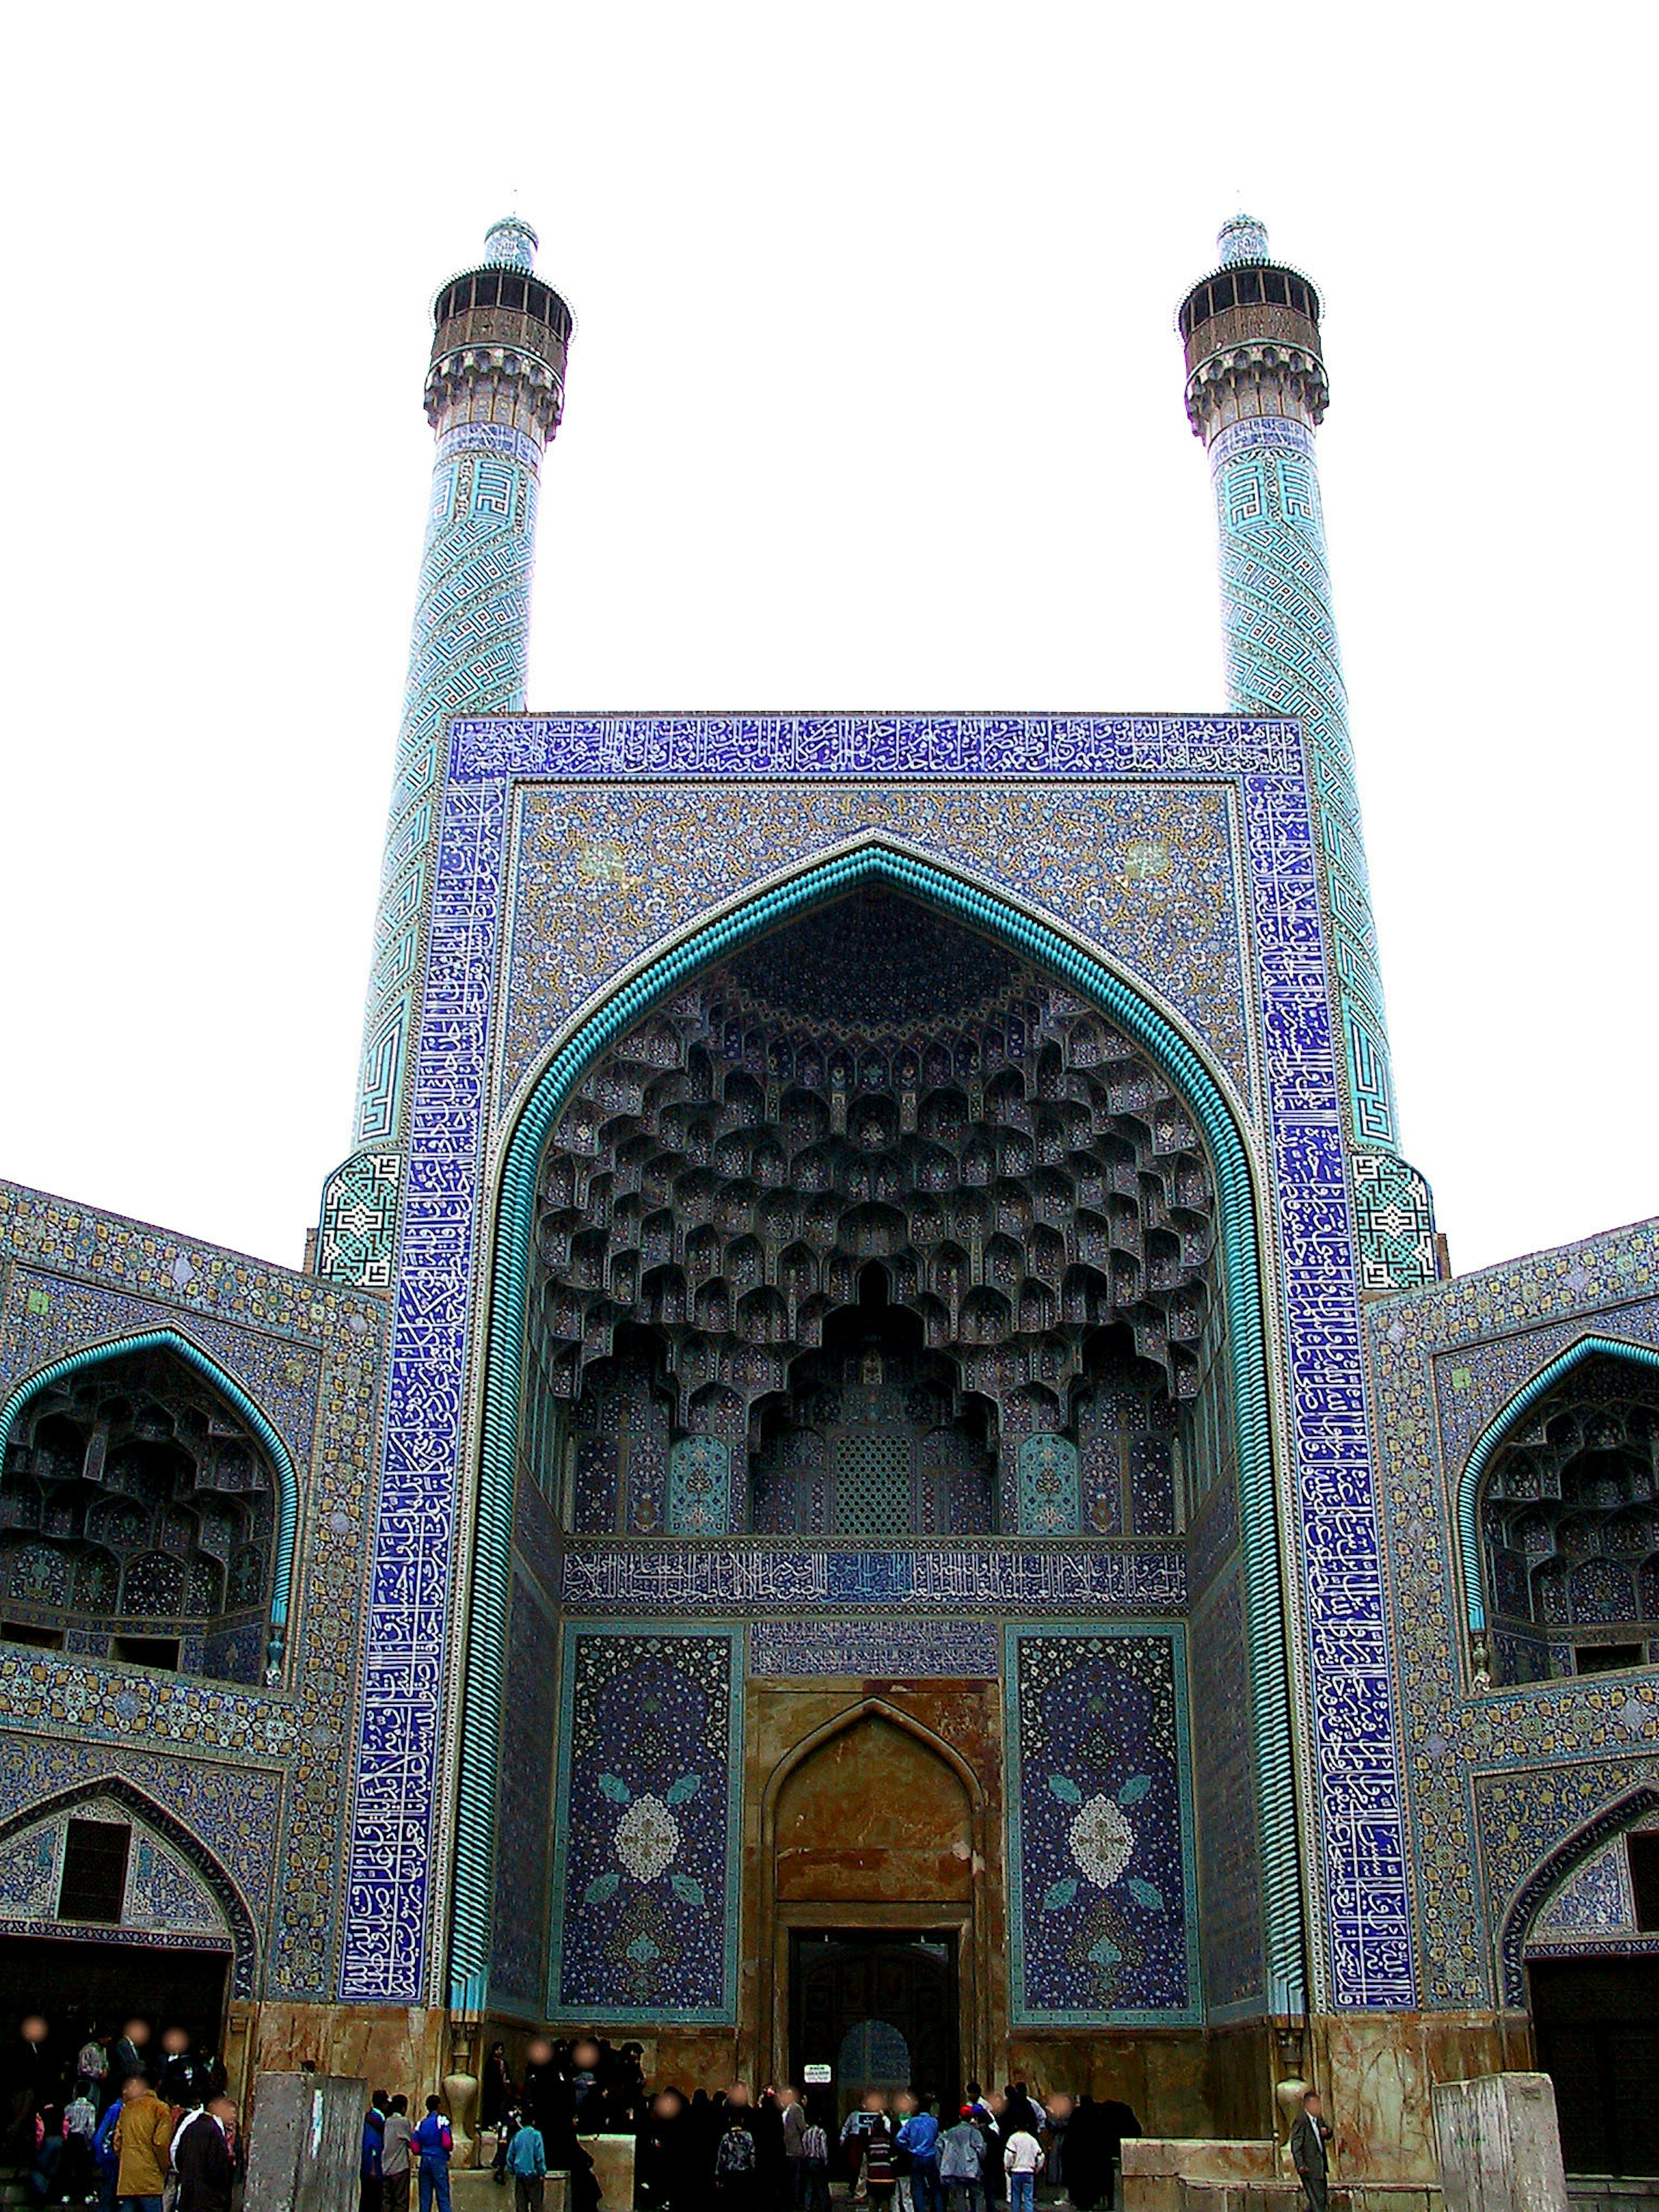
{"left": 1475, "top": 1350, "right": 1659, "bottom": 1683}
{"left": 761, "top": 1698, "right": 985, "bottom": 2107}
{"left": 774, "top": 1706, "right": 975, "bottom": 1904}
{"left": 463, "top": 843, "right": 1304, "bottom": 2062}
{"left": 523, "top": 889, "right": 1220, "bottom": 1539}
{"left": 0, "top": 1343, "right": 286, "bottom": 1683}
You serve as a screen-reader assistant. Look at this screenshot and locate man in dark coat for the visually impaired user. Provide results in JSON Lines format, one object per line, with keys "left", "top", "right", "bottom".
{"left": 1289, "top": 2092, "right": 1332, "bottom": 2212}
{"left": 174, "top": 2105, "right": 235, "bottom": 2212}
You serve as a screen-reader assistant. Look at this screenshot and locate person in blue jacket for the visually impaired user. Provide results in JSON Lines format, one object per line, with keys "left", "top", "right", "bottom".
{"left": 897, "top": 2097, "right": 943, "bottom": 2212}
{"left": 413, "top": 2097, "right": 454, "bottom": 2212}
{"left": 92, "top": 2098, "right": 122, "bottom": 2212}
{"left": 505, "top": 2114, "right": 549, "bottom": 2212}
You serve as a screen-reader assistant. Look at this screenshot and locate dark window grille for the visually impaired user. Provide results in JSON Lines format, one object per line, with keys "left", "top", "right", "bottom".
{"left": 57, "top": 1818, "right": 130, "bottom": 1923}
{"left": 1630, "top": 1834, "right": 1659, "bottom": 1932}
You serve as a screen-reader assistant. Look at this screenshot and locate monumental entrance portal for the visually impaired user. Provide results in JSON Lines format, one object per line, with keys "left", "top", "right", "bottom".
{"left": 484, "top": 875, "right": 1291, "bottom": 2125}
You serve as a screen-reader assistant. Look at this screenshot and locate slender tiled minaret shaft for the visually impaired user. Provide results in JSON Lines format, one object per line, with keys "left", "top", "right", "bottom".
{"left": 1178, "top": 217, "right": 1440, "bottom": 1290}
{"left": 353, "top": 217, "right": 572, "bottom": 1147}
{"left": 1179, "top": 215, "right": 1398, "bottom": 1149}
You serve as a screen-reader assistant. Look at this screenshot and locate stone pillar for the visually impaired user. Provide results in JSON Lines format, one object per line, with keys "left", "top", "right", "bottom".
{"left": 1432, "top": 2073, "right": 1569, "bottom": 2212}
{"left": 244, "top": 2072, "right": 369, "bottom": 2212}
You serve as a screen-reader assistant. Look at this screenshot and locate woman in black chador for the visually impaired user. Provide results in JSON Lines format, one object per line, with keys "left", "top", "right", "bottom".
{"left": 636, "top": 2089, "right": 691, "bottom": 2212}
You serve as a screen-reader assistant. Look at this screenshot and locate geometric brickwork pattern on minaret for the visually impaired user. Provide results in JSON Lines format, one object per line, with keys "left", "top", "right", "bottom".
{"left": 1180, "top": 216, "right": 1437, "bottom": 1290}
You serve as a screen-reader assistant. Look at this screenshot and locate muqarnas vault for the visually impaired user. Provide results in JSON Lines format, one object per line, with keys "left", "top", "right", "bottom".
{"left": 3, "top": 209, "right": 1657, "bottom": 2188}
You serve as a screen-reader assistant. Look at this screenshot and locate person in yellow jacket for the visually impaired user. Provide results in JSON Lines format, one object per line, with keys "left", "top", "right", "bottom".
{"left": 112, "top": 2073, "right": 175, "bottom": 2212}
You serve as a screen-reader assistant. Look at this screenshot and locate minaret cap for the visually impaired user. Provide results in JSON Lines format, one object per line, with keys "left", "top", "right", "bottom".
{"left": 483, "top": 215, "right": 539, "bottom": 272}
{"left": 1217, "top": 213, "right": 1269, "bottom": 267}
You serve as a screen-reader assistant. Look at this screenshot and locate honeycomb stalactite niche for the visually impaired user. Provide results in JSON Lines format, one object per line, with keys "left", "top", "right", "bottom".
{"left": 524, "top": 897, "right": 1220, "bottom": 1527}
{"left": 0, "top": 1348, "right": 278, "bottom": 1683}
{"left": 1481, "top": 1354, "right": 1659, "bottom": 1684}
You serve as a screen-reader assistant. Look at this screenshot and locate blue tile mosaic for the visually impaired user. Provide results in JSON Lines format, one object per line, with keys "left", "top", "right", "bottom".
{"left": 547, "top": 1627, "right": 741, "bottom": 2021}
{"left": 340, "top": 710, "right": 1417, "bottom": 2012}
{"left": 1005, "top": 1627, "right": 1198, "bottom": 2024}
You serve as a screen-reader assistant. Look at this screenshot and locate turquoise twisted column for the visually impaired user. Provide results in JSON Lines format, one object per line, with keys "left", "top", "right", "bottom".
{"left": 1180, "top": 218, "right": 1437, "bottom": 1288}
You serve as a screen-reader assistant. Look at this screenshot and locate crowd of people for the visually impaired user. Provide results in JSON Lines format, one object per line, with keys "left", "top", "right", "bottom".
{"left": 645, "top": 2081, "right": 1139, "bottom": 2212}
{"left": 4, "top": 2013, "right": 238, "bottom": 2212}
{"left": 401, "top": 2040, "right": 1144, "bottom": 2212}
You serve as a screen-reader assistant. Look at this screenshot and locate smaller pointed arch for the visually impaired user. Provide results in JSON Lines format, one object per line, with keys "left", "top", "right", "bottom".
{"left": 1456, "top": 1333, "right": 1659, "bottom": 1638}
{"left": 1496, "top": 1783, "right": 1659, "bottom": 2007}
{"left": 0, "top": 1329, "right": 300, "bottom": 1661}
{"left": 0, "top": 1773, "right": 260, "bottom": 1996}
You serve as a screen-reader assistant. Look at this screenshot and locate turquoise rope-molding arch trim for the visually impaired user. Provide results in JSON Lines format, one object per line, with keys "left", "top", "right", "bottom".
{"left": 452, "top": 841, "right": 1305, "bottom": 2015}
{"left": 1457, "top": 1333, "right": 1659, "bottom": 1637}
{"left": 0, "top": 1329, "right": 300, "bottom": 1656}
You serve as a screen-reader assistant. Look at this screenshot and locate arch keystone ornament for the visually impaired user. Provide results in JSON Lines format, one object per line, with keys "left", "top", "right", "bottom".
{"left": 338, "top": 707, "right": 1414, "bottom": 2026}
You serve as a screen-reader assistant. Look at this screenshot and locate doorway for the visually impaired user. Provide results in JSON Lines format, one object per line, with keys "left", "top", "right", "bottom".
{"left": 790, "top": 1930, "right": 960, "bottom": 2124}
{"left": 0, "top": 1933, "right": 229, "bottom": 2072}
{"left": 1530, "top": 1956, "right": 1659, "bottom": 2174}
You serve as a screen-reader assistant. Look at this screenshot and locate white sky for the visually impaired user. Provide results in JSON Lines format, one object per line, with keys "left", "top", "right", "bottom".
{"left": 2, "top": 3, "right": 1654, "bottom": 1280}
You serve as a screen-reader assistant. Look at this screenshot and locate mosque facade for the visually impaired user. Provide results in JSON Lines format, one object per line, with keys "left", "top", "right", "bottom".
{"left": 1, "top": 213, "right": 1656, "bottom": 2185}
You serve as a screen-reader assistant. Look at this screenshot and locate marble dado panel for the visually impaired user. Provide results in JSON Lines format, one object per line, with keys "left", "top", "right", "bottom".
{"left": 0, "top": 1183, "right": 390, "bottom": 2004}
{"left": 1365, "top": 1221, "right": 1659, "bottom": 2008}
{"left": 500, "top": 782, "right": 1253, "bottom": 1124}
{"left": 562, "top": 1543, "right": 1188, "bottom": 1615}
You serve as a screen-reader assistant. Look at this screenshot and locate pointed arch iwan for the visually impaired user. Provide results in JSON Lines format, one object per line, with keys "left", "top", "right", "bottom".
{"left": 1456, "top": 1334, "right": 1659, "bottom": 1638}
{"left": 452, "top": 839, "right": 1303, "bottom": 2015}
{"left": 0, "top": 1328, "right": 301, "bottom": 1662}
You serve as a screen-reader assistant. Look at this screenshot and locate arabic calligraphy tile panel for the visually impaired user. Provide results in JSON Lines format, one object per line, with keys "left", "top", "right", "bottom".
{"left": 547, "top": 1626, "right": 741, "bottom": 2020}
{"left": 1006, "top": 1627, "right": 1198, "bottom": 2024}
{"left": 1241, "top": 768, "right": 1413, "bottom": 2006}
{"left": 747, "top": 1618, "right": 1001, "bottom": 1677}
{"left": 559, "top": 1544, "right": 1188, "bottom": 1615}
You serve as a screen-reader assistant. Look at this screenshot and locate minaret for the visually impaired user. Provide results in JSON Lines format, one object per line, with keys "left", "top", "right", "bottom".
{"left": 353, "top": 216, "right": 572, "bottom": 1149}
{"left": 1179, "top": 217, "right": 1439, "bottom": 1287}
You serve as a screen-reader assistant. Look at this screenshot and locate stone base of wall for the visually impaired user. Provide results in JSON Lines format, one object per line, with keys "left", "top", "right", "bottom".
{"left": 1010, "top": 2026, "right": 1278, "bottom": 2140}
{"left": 1314, "top": 2012, "right": 1535, "bottom": 2185}
{"left": 1567, "top": 2186, "right": 1659, "bottom": 2212}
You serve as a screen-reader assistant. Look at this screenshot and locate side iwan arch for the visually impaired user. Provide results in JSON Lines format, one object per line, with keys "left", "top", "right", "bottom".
{"left": 0, "top": 1328, "right": 301, "bottom": 1659}
{"left": 453, "top": 839, "right": 1305, "bottom": 2014}
{"left": 1456, "top": 1334, "right": 1659, "bottom": 1638}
